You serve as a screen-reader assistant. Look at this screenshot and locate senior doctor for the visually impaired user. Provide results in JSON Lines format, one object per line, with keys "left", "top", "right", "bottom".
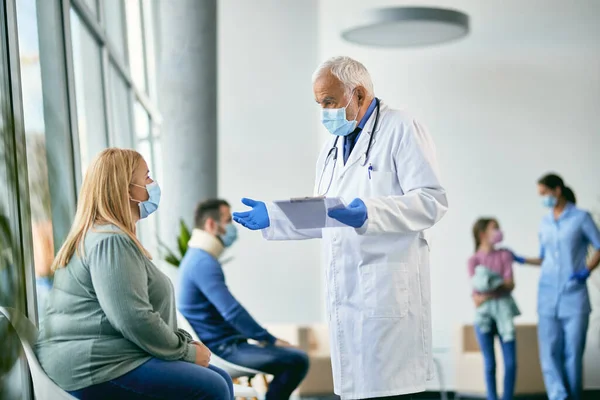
{"left": 233, "top": 56, "right": 448, "bottom": 400}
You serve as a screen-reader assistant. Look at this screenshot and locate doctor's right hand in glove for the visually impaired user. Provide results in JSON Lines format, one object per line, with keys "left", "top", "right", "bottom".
{"left": 232, "top": 198, "right": 270, "bottom": 230}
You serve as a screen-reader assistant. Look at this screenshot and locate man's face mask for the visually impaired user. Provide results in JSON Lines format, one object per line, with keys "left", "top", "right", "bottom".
{"left": 220, "top": 223, "right": 238, "bottom": 247}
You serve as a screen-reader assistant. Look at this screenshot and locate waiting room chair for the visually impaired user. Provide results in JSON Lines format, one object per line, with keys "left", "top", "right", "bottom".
{"left": 176, "top": 311, "right": 269, "bottom": 399}
{"left": 0, "top": 306, "right": 76, "bottom": 400}
{"left": 0, "top": 306, "right": 256, "bottom": 400}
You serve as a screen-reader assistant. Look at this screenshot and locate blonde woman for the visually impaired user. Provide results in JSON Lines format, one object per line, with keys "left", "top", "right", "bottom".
{"left": 36, "top": 148, "right": 234, "bottom": 400}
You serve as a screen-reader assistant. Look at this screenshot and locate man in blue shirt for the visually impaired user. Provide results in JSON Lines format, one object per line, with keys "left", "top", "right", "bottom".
{"left": 178, "top": 199, "right": 309, "bottom": 400}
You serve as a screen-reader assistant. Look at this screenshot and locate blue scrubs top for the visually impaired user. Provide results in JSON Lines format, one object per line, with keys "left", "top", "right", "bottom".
{"left": 537, "top": 203, "right": 600, "bottom": 317}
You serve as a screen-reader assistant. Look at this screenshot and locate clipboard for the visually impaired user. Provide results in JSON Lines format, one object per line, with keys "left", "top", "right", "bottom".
{"left": 273, "top": 197, "right": 346, "bottom": 230}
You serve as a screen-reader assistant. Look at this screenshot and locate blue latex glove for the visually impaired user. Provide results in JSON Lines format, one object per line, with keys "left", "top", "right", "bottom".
{"left": 327, "top": 198, "right": 368, "bottom": 228}
{"left": 232, "top": 198, "right": 270, "bottom": 230}
{"left": 570, "top": 268, "right": 591, "bottom": 284}
{"left": 509, "top": 251, "right": 526, "bottom": 265}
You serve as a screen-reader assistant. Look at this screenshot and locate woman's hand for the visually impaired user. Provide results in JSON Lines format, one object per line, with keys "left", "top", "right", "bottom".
{"left": 472, "top": 293, "right": 490, "bottom": 307}
{"left": 193, "top": 341, "right": 211, "bottom": 367}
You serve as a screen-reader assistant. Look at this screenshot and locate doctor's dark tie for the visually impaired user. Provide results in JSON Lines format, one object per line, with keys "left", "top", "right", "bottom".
{"left": 343, "top": 128, "right": 362, "bottom": 164}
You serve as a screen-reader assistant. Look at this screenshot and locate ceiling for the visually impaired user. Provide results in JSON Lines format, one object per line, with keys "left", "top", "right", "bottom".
{"left": 335, "top": 0, "right": 600, "bottom": 56}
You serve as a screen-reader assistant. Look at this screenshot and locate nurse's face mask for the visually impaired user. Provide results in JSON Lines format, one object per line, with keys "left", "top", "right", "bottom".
{"left": 541, "top": 195, "right": 557, "bottom": 208}
{"left": 539, "top": 185, "right": 559, "bottom": 208}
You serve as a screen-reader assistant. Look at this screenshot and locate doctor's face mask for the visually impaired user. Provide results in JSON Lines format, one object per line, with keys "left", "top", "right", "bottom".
{"left": 320, "top": 91, "right": 359, "bottom": 137}
{"left": 314, "top": 74, "right": 361, "bottom": 136}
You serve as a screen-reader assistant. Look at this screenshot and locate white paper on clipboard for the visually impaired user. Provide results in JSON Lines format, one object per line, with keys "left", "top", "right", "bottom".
{"left": 273, "top": 197, "right": 347, "bottom": 230}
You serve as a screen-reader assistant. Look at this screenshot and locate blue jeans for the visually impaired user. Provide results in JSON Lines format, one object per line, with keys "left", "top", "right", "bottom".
{"left": 538, "top": 313, "right": 589, "bottom": 400}
{"left": 68, "top": 358, "right": 233, "bottom": 400}
{"left": 214, "top": 340, "right": 309, "bottom": 400}
{"left": 475, "top": 322, "right": 517, "bottom": 400}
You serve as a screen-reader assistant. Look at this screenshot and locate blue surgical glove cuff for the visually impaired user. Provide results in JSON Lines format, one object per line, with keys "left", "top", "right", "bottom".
{"left": 513, "top": 255, "right": 526, "bottom": 265}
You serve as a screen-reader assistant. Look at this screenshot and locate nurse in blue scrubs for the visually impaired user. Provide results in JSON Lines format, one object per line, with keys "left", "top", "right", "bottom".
{"left": 512, "top": 173, "right": 600, "bottom": 400}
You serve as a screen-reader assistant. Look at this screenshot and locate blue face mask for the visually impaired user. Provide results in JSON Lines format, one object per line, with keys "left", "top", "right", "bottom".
{"left": 131, "top": 182, "right": 161, "bottom": 219}
{"left": 321, "top": 92, "right": 358, "bottom": 136}
{"left": 220, "top": 223, "right": 238, "bottom": 247}
{"left": 541, "top": 195, "right": 557, "bottom": 208}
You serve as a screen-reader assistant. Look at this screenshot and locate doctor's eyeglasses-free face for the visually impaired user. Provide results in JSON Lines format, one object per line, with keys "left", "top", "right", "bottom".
{"left": 316, "top": 99, "right": 381, "bottom": 196}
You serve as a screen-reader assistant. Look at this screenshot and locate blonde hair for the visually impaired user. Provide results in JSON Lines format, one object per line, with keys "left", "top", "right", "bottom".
{"left": 52, "top": 148, "right": 151, "bottom": 270}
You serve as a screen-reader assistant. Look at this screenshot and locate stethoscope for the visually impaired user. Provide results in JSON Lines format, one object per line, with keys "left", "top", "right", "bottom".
{"left": 317, "top": 98, "right": 381, "bottom": 196}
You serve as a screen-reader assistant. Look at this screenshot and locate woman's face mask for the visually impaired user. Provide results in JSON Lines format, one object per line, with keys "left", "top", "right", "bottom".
{"left": 130, "top": 182, "right": 161, "bottom": 219}
{"left": 541, "top": 195, "right": 557, "bottom": 208}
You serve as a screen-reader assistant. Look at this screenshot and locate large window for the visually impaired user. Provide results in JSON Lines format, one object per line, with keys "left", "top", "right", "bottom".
{"left": 2, "top": 1, "right": 35, "bottom": 398}
{"left": 2, "top": 0, "right": 162, "bottom": 397}
{"left": 15, "top": 0, "right": 54, "bottom": 325}
{"left": 67, "top": 0, "right": 163, "bottom": 252}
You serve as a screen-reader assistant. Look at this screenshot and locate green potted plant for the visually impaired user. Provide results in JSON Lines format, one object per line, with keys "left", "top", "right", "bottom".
{"left": 159, "top": 219, "right": 192, "bottom": 267}
{"left": 159, "top": 219, "right": 233, "bottom": 267}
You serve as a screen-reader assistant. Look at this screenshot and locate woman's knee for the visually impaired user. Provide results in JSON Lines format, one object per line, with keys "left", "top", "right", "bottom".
{"left": 197, "top": 373, "right": 232, "bottom": 400}
{"left": 185, "top": 365, "right": 233, "bottom": 400}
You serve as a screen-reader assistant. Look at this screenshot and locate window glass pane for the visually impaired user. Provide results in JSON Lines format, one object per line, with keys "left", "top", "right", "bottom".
{"left": 134, "top": 101, "right": 149, "bottom": 139}
{"left": 16, "top": 0, "right": 54, "bottom": 323}
{"left": 153, "top": 136, "right": 162, "bottom": 186}
{"left": 103, "top": 0, "right": 126, "bottom": 62}
{"left": 2, "top": 2, "right": 29, "bottom": 398}
{"left": 70, "top": 9, "right": 107, "bottom": 176}
{"left": 137, "top": 139, "right": 152, "bottom": 177}
{"left": 125, "top": 0, "right": 146, "bottom": 91}
{"left": 82, "top": 0, "right": 98, "bottom": 19}
{"left": 141, "top": 1, "right": 156, "bottom": 100}
{"left": 108, "top": 64, "right": 133, "bottom": 148}
{"left": 136, "top": 139, "right": 157, "bottom": 254}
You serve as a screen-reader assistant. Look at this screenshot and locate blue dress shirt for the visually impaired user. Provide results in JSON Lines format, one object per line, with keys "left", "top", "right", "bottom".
{"left": 343, "top": 98, "right": 377, "bottom": 164}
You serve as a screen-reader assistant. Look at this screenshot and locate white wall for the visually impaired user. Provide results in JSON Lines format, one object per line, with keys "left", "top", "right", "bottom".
{"left": 319, "top": 0, "right": 600, "bottom": 390}
{"left": 217, "top": 0, "right": 322, "bottom": 324}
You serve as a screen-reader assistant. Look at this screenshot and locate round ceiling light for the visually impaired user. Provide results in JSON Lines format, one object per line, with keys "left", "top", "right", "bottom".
{"left": 341, "top": 7, "right": 470, "bottom": 48}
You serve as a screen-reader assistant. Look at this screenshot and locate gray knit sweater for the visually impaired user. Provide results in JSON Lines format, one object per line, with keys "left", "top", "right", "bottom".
{"left": 36, "top": 225, "right": 196, "bottom": 391}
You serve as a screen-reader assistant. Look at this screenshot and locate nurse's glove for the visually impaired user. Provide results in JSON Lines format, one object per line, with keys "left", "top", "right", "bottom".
{"left": 509, "top": 251, "right": 526, "bottom": 265}
{"left": 570, "top": 268, "right": 591, "bottom": 284}
{"left": 232, "top": 198, "right": 270, "bottom": 230}
{"left": 327, "top": 198, "right": 368, "bottom": 228}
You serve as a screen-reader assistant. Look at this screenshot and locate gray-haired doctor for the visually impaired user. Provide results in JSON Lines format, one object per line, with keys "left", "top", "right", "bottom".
{"left": 234, "top": 56, "right": 448, "bottom": 400}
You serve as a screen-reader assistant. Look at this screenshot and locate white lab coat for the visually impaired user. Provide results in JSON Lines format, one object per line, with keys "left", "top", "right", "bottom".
{"left": 262, "top": 101, "right": 448, "bottom": 399}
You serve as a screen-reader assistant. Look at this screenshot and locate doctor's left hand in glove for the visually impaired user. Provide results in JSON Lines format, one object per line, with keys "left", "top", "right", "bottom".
{"left": 232, "top": 198, "right": 270, "bottom": 230}
{"left": 327, "top": 198, "right": 368, "bottom": 228}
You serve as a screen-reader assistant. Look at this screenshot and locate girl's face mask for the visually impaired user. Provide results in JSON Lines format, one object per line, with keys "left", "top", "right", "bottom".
{"left": 489, "top": 229, "right": 504, "bottom": 245}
